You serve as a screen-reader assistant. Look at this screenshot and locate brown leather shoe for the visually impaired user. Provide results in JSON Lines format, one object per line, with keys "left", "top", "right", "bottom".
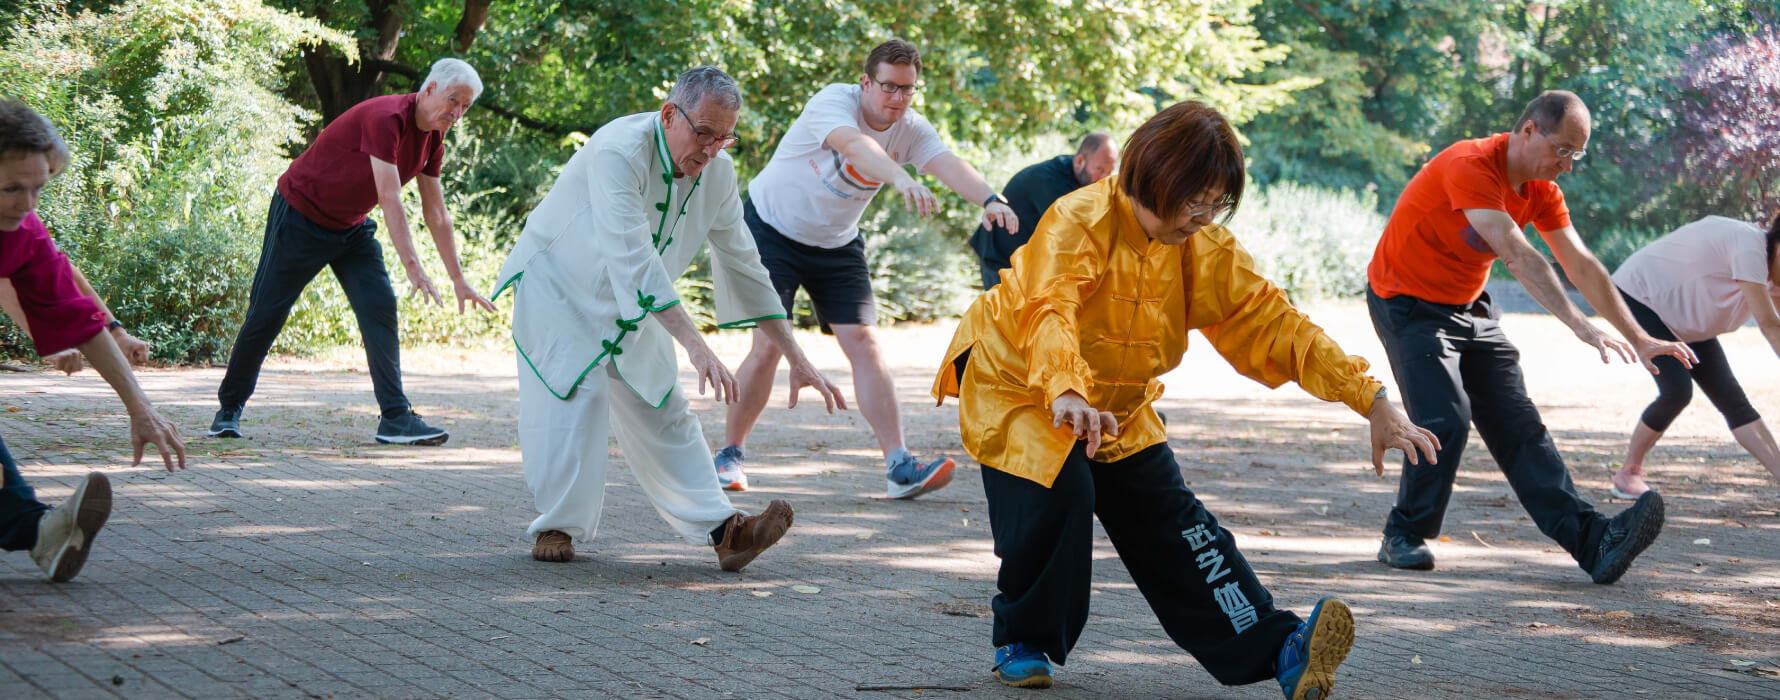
{"left": 713, "top": 499, "right": 793, "bottom": 572}
{"left": 532, "top": 530, "right": 574, "bottom": 562}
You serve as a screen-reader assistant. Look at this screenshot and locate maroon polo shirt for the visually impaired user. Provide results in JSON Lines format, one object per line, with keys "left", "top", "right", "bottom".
{"left": 276, "top": 93, "right": 445, "bottom": 230}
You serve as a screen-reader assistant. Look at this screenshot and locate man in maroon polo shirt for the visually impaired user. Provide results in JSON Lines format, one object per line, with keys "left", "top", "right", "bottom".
{"left": 209, "top": 58, "right": 496, "bottom": 445}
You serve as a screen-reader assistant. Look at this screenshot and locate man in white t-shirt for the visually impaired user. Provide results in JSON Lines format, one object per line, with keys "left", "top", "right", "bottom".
{"left": 1607, "top": 213, "right": 1780, "bottom": 498}
{"left": 716, "top": 39, "right": 1018, "bottom": 499}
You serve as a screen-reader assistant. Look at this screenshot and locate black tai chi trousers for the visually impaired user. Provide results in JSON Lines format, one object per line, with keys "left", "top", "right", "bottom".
{"left": 1366, "top": 287, "right": 1610, "bottom": 570}
{"left": 981, "top": 441, "right": 1300, "bottom": 685}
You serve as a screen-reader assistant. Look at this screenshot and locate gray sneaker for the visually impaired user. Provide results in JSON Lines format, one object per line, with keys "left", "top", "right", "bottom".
{"left": 207, "top": 407, "right": 242, "bottom": 438}
{"left": 30, "top": 472, "right": 112, "bottom": 583}
{"left": 1589, "top": 490, "right": 1664, "bottom": 585}
{"left": 375, "top": 411, "right": 449, "bottom": 446}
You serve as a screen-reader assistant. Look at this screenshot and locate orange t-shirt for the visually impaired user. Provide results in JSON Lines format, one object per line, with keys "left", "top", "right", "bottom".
{"left": 1368, "top": 133, "right": 1572, "bottom": 305}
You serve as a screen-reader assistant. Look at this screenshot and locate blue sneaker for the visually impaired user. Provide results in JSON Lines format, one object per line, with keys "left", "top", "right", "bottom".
{"left": 886, "top": 452, "right": 955, "bottom": 500}
{"left": 992, "top": 643, "right": 1053, "bottom": 689}
{"left": 1277, "top": 597, "right": 1354, "bottom": 700}
{"left": 715, "top": 445, "right": 748, "bottom": 491}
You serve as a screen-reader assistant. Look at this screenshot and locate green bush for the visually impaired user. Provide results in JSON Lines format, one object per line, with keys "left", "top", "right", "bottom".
{"left": 273, "top": 187, "right": 516, "bottom": 354}
{"left": 1224, "top": 182, "right": 1387, "bottom": 301}
{"left": 0, "top": 0, "right": 351, "bottom": 363}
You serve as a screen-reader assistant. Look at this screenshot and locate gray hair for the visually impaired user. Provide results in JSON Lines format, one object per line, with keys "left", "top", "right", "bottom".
{"left": 666, "top": 66, "right": 742, "bottom": 113}
{"left": 0, "top": 98, "right": 70, "bottom": 176}
{"left": 422, "top": 58, "right": 484, "bottom": 99}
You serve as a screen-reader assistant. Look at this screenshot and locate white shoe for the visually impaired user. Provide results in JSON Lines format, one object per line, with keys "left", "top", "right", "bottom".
{"left": 29, "top": 472, "right": 112, "bottom": 583}
{"left": 1609, "top": 484, "right": 1648, "bottom": 500}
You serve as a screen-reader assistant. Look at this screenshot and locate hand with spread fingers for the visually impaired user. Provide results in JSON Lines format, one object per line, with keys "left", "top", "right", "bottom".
{"left": 983, "top": 201, "right": 1019, "bottom": 235}
{"left": 1631, "top": 335, "right": 1697, "bottom": 374}
{"left": 785, "top": 356, "right": 847, "bottom": 413}
{"left": 1367, "top": 396, "right": 1440, "bottom": 476}
{"left": 1050, "top": 390, "right": 1120, "bottom": 458}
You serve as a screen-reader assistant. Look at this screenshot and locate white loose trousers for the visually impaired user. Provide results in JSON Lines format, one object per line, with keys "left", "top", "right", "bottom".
{"left": 517, "top": 358, "right": 740, "bottom": 544}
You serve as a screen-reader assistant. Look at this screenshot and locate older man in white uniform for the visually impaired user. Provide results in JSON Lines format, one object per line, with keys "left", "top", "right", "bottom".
{"left": 493, "top": 67, "right": 844, "bottom": 570}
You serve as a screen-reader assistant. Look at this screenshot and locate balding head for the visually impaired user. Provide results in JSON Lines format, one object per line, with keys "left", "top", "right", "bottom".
{"left": 1512, "top": 90, "right": 1590, "bottom": 135}
{"left": 1073, "top": 131, "right": 1118, "bottom": 186}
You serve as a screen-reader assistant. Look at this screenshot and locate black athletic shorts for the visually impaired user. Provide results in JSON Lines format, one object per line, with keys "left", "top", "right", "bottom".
{"left": 743, "top": 198, "right": 877, "bottom": 331}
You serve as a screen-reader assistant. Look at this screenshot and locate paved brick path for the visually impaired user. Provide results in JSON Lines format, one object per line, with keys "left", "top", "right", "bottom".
{"left": 3, "top": 308, "right": 1778, "bottom": 698}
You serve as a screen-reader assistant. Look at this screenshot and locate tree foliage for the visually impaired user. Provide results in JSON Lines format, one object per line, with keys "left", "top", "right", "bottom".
{"left": 1661, "top": 24, "right": 1780, "bottom": 217}
{"left": 0, "top": 0, "right": 353, "bottom": 362}
{"left": 1246, "top": 0, "right": 1769, "bottom": 230}
{"left": 271, "top": 0, "right": 1309, "bottom": 173}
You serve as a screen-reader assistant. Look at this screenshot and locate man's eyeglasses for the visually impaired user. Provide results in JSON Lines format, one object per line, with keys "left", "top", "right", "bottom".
{"left": 1536, "top": 126, "right": 1587, "bottom": 161}
{"left": 872, "top": 79, "right": 921, "bottom": 97}
{"left": 672, "top": 104, "right": 739, "bottom": 150}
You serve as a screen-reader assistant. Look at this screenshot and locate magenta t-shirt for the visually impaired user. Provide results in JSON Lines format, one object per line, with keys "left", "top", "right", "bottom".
{"left": 276, "top": 93, "right": 445, "bottom": 230}
{"left": 0, "top": 212, "right": 106, "bottom": 355}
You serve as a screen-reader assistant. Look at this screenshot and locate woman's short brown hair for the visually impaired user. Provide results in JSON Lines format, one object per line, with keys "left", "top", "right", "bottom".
{"left": 864, "top": 39, "right": 922, "bottom": 80}
{"left": 1118, "top": 100, "right": 1244, "bottom": 223}
{"left": 0, "top": 98, "right": 70, "bottom": 176}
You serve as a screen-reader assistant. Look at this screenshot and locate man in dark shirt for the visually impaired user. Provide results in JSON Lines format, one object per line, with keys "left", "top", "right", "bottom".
{"left": 209, "top": 58, "right": 496, "bottom": 446}
{"left": 969, "top": 132, "right": 1118, "bottom": 289}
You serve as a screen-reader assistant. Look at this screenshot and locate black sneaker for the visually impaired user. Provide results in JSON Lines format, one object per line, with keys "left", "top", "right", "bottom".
{"left": 1588, "top": 490, "right": 1664, "bottom": 585}
{"left": 207, "top": 407, "right": 243, "bottom": 438}
{"left": 375, "top": 411, "right": 449, "bottom": 446}
{"left": 1377, "top": 535, "right": 1435, "bottom": 570}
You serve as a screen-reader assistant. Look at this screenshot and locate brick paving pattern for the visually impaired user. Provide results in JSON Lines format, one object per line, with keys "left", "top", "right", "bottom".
{"left": 3, "top": 312, "right": 1777, "bottom": 699}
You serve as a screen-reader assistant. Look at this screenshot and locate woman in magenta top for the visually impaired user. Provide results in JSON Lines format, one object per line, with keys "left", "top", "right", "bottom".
{"left": 0, "top": 98, "right": 186, "bottom": 583}
{"left": 1609, "top": 213, "right": 1780, "bottom": 497}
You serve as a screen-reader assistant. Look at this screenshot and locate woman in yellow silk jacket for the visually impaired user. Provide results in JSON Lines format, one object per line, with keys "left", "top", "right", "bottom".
{"left": 932, "top": 101, "right": 1438, "bottom": 699}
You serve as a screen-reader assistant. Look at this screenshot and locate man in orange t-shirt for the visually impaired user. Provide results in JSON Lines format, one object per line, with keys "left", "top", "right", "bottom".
{"left": 1366, "top": 90, "right": 1695, "bottom": 584}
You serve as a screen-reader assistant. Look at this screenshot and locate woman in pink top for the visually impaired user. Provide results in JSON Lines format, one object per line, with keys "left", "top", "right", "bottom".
{"left": 1608, "top": 213, "right": 1780, "bottom": 498}
{"left": 0, "top": 98, "right": 186, "bottom": 583}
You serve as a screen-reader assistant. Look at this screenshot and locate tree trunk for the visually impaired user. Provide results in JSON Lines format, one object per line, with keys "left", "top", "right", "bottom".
{"left": 303, "top": 0, "right": 407, "bottom": 127}
{"left": 455, "top": 0, "right": 492, "bottom": 52}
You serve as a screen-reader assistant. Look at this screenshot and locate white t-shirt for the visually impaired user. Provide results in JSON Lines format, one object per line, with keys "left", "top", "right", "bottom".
{"left": 1613, "top": 215, "right": 1778, "bottom": 342}
{"left": 747, "top": 84, "right": 951, "bottom": 248}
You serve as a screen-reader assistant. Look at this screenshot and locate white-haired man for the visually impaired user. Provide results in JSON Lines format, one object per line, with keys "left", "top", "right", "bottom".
{"left": 209, "top": 58, "right": 496, "bottom": 445}
{"left": 493, "top": 66, "right": 845, "bottom": 570}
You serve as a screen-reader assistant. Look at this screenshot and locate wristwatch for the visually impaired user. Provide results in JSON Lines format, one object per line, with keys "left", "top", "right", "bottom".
{"left": 983, "top": 192, "right": 1009, "bottom": 208}
{"left": 106, "top": 319, "right": 125, "bottom": 331}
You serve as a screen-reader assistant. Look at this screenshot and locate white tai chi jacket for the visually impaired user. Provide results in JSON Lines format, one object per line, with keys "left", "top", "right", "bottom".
{"left": 493, "top": 111, "right": 787, "bottom": 406}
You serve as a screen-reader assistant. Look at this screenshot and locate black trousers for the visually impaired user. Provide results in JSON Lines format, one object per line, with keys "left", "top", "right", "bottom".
{"left": 1620, "top": 288, "right": 1760, "bottom": 432}
{"left": 978, "top": 259, "right": 1008, "bottom": 290}
{"left": 1366, "top": 287, "right": 1607, "bottom": 569}
{"left": 981, "top": 443, "right": 1300, "bottom": 685}
{"left": 218, "top": 191, "right": 408, "bottom": 417}
{"left": 0, "top": 434, "right": 49, "bottom": 552}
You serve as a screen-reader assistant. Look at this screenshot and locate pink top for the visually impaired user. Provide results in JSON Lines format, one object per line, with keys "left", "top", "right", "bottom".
{"left": 1613, "top": 216, "right": 1778, "bottom": 342}
{"left": 0, "top": 212, "right": 107, "bottom": 355}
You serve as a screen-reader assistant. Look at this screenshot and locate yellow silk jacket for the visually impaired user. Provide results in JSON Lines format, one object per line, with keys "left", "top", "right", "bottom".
{"left": 931, "top": 177, "right": 1385, "bottom": 487}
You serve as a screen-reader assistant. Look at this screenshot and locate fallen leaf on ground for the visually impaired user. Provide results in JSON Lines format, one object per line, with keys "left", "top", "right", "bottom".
{"left": 855, "top": 531, "right": 875, "bottom": 540}
{"left": 1411, "top": 655, "right": 1422, "bottom": 664}
{"left": 751, "top": 591, "right": 773, "bottom": 598}
{"left": 1693, "top": 538, "right": 1711, "bottom": 545}
{"left": 791, "top": 585, "right": 821, "bottom": 594}
{"left": 1730, "top": 660, "right": 1756, "bottom": 666}
{"left": 1602, "top": 610, "right": 1633, "bottom": 618}
{"left": 1438, "top": 536, "right": 1451, "bottom": 542}
{"left": 691, "top": 637, "right": 710, "bottom": 646}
